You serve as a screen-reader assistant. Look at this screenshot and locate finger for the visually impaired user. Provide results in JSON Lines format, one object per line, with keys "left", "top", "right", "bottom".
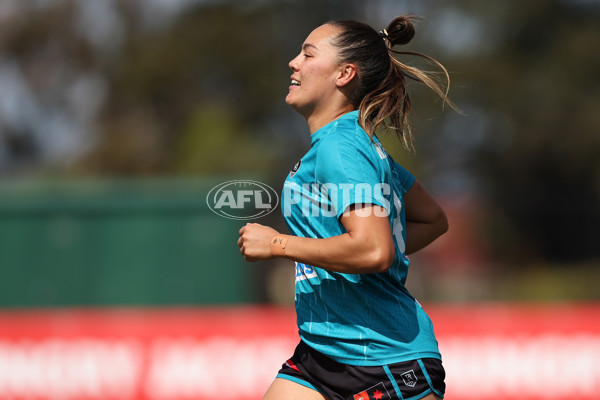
{"left": 239, "top": 225, "right": 246, "bottom": 235}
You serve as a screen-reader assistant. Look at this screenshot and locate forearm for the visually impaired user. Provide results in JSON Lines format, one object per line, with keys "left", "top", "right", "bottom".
{"left": 238, "top": 208, "right": 396, "bottom": 273}
{"left": 403, "top": 181, "right": 449, "bottom": 255}
{"left": 404, "top": 219, "right": 448, "bottom": 255}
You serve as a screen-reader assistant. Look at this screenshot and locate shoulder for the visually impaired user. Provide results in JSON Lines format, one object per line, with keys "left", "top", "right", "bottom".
{"left": 316, "top": 116, "right": 371, "bottom": 161}
{"left": 317, "top": 131, "right": 357, "bottom": 161}
{"left": 314, "top": 129, "right": 388, "bottom": 185}
{"left": 315, "top": 126, "right": 368, "bottom": 177}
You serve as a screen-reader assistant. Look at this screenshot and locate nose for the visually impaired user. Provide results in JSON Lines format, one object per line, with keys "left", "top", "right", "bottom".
{"left": 289, "top": 54, "right": 300, "bottom": 71}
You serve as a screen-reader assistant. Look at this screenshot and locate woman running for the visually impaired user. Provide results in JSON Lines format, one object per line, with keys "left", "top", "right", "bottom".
{"left": 238, "top": 15, "right": 455, "bottom": 400}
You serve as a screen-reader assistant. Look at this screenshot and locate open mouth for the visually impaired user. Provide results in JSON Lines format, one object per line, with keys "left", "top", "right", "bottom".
{"left": 290, "top": 79, "right": 301, "bottom": 87}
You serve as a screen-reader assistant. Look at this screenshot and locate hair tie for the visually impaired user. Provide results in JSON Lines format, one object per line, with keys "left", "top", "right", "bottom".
{"left": 378, "top": 29, "right": 389, "bottom": 40}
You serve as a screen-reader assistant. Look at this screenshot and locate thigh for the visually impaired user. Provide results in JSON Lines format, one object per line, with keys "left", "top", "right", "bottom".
{"left": 263, "top": 377, "right": 329, "bottom": 400}
{"left": 420, "top": 394, "right": 442, "bottom": 400}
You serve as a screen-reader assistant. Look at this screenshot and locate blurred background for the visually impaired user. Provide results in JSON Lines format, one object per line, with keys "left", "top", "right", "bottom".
{"left": 0, "top": 0, "right": 598, "bottom": 399}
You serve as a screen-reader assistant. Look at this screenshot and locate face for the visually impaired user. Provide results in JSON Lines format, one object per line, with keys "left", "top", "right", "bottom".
{"left": 285, "top": 24, "right": 342, "bottom": 117}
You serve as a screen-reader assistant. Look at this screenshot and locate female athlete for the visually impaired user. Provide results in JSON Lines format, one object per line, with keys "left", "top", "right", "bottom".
{"left": 238, "top": 15, "right": 455, "bottom": 400}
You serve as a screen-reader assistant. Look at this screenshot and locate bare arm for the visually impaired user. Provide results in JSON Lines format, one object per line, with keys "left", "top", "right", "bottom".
{"left": 237, "top": 204, "right": 396, "bottom": 274}
{"left": 237, "top": 181, "right": 447, "bottom": 271}
{"left": 403, "top": 180, "right": 448, "bottom": 255}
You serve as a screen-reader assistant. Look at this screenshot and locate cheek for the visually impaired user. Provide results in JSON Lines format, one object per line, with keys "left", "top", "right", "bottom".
{"left": 319, "top": 63, "right": 340, "bottom": 83}
{"left": 308, "top": 64, "right": 338, "bottom": 84}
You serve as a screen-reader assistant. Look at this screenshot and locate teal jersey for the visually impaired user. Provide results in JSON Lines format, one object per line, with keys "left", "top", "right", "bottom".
{"left": 281, "top": 111, "right": 441, "bottom": 366}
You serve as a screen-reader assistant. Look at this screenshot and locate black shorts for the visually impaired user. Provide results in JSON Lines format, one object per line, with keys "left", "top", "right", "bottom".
{"left": 277, "top": 341, "right": 445, "bottom": 400}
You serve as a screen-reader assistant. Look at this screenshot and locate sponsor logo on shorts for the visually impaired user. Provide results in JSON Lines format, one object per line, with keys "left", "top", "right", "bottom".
{"left": 295, "top": 262, "right": 318, "bottom": 282}
{"left": 353, "top": 382, "right": 390, "bottom": 400}
{"left": 401, "top": 369, "right": 418, "bottom": 387}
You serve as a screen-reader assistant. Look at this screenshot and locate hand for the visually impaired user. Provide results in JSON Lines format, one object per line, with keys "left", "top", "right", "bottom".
{"left": 237, "top": 223, "right": 280, "bottom": 262}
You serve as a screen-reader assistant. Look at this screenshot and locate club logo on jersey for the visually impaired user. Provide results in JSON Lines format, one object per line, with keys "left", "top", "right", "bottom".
{"left": 401, "top": 370, "right": 418, "bottom": 388}
{"left": 353, "top": 382, "right": 391, "bottom": 400}
{"left": 295, "top": 262, "right": 318, "bottom": 281}
{"left": 289, "top": 160, "right": 301, "bottom": 177}
{"left": 206, "top": 180, "right": 279, "bottom": 220}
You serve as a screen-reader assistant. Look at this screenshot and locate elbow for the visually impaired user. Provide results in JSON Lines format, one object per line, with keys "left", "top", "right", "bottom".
{"left": 427, "top": 204, "right": 449, "bottom": 241}
{"left": 368, "top": 245, "right": 396, "bottom": 274}
{"left": 438, "top": 209, "right": 449, "bottom": 237}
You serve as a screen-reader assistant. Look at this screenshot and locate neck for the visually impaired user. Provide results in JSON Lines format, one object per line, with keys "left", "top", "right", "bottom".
{"left": 306, "top": 104, "right": 356, "bottom": 134}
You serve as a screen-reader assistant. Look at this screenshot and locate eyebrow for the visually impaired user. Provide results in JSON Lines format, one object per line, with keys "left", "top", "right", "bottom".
{"left": 302, "top": 43, "right": 318, "bottom": 52}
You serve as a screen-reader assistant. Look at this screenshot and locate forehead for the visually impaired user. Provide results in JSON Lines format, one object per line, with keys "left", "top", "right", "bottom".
{"left": 303, "top": 24, "right": 340, "bottom": 49}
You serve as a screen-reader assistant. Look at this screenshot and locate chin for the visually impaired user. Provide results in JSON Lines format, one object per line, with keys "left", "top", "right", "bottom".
{"left": 285, "top": 95, "right": 310, "bottom": 117}
{"left": 285, "top": 96, "right": 300, "bottom": 110}
{"left": 285, "top": 93, "right": 295, "bottom": 105}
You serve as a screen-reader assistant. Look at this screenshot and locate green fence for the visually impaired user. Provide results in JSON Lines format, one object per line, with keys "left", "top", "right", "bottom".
{"left": 0, "top": 178, "right": 253, "bottom": 307}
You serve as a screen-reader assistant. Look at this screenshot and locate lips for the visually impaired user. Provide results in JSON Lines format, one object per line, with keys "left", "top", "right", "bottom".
{"left": 286, "top": 77, "right": 301, "bottom": 103}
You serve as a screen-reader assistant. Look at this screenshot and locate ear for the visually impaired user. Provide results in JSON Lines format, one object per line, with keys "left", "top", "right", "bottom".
{"left": 335, "top": 64, "right": 357, "bottom": 88}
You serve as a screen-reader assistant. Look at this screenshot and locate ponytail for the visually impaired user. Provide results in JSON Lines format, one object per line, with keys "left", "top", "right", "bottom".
{"left": 329, "top": 15, "right": 456, "bottom": 149}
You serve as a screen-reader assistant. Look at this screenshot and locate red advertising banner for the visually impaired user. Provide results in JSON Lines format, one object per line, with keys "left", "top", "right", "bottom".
{"left": 0, "top": 304, "right": 598, "bottom": 400}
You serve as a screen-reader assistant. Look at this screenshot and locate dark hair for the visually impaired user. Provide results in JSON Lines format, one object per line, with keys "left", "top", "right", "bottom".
{"left": 328, "top": 15, "right": 455, "bottom": 149}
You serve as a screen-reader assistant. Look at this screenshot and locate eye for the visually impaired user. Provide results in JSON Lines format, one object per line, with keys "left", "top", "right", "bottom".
{"left": 303, "top": 53, "right": 312, "bottom": 58}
